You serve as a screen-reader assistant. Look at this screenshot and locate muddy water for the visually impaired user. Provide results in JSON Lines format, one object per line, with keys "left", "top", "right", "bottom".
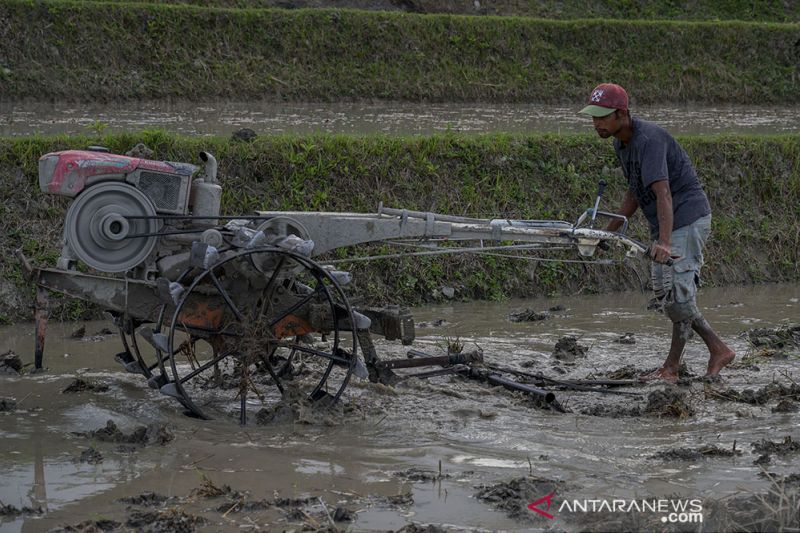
{"left": 1, "top": 283, "right": 798, "bottom": 532}
{"left": 4, "top": 101, "right": 800, "bottom": 137}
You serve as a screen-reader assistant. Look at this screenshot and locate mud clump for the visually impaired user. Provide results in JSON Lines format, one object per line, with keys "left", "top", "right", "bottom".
{"left": 743, "top": 324, "right": 800, "bottom": 360}
{"left": 0, "top": 350, "right": 23, "bottom": 375}
{"left": 191, "top": 474, "right": 239, "bottom": 499}
{"left": 63, "top": 378, "right": 110, "bottom": 393}
{"left": 416, "top": 319, "right": 448, "bottom": 328}
{"left": 255, "top": 394, "right": 310, "bottom": 425}
{"left": 0, "top": 502, "right": 43, "bottom": 517}
{"left": 773, "top": 399, "right": 799, "bottom": 412}
{"left": 653, "top": 444, "right": 741, "bottom": 461}
{"left": 751, "top": 436, "right": 800, "bottom": 456}
{"left": 397, "top": 524, "right": 449, "bottom": 533}
{"left": 0, "top": 397, "right": 16, "bottom": 412}
{"left": 216, "top": 499, "right": 270, "bottom": 514}
{"left": 754, "top": 453, "right": 771, "bottom": 465}
{"left": 49, "top": 519, "right": 120, "bottom": 532}
{"left": 126, "top": 508, "right": 207, "bottom": 532}
{"left": 615, "top": 332, "right": 636, "bottom": 344}
{"left": 709, "top": 382, "right": 800, "bottom": 405}
{"left": 274, "top": 496, "right": 315, "bottom": 508}
{"left": 383, "top": 493, "right": 414, "bottom": 506}
{"left": 220, "top": 495, "right": 349, "bottom": 526}
{"left": 76, "top": 420, "right": 174, "bottom": 446}
{"left": 125, "top": 143, "right": 154, "bottom": 159}
{"left": 78, "top": 446, "right": 103, "bottom": 464}
{"left": 745, "top": 324, "right": 800, "bottom": 349}
{"left": 231, "top": 128, "right": 257, "bottom": 143}
{"left": 605, "top": 365, "right": 639, "bottom": 379}
{"left": 552, "top": 336, "right": 588, "bottom": 362}
{"left": 393, "top": 467, "right": 450, "bottom": 482}
{"left": 255, "top": 382, "right": 355, "bottom": 426}
{"left": 118, "top": 492, "right": 172, "bottom": 507}
{"left": 509, "top": 308, "right": 550, "bottom": 322}
{"left": 333, "top": 506, "right": 355, "bottom": 521}
{"left": 283, "top": 507, "right": 308, "bottom": 521}
{"left": 475, "top": 476, "right": 562, "bottom": 521}
{"left": 643, "top": 389, "right": 695, "bottom": 418}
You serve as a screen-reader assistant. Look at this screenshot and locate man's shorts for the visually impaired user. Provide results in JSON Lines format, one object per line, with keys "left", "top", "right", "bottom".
{"left": 650, "top": 214, "right": 712, "bottom": 322}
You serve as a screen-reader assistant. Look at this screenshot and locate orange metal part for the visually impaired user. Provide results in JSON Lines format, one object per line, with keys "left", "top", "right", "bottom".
{"left": 177, "top": 299, "right": 225, "bottom": 330}
{"left": 273, "top": 315, "right": 314, "bottom": 338}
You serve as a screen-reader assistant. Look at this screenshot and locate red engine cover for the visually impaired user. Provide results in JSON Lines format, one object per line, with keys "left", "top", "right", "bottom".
{"left": 38, "top": 150, "right": 182, "bottom": 197}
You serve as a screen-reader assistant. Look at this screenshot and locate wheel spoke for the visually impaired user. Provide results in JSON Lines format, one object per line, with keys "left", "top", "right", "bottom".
{"left": 147, "top": 351, "right": 171, "bottom": 373}
{"left": 260, "top": 255, "right": 287, "bottom": 309}
{"left": 257, "top": 346, "right": 286, "bottom": 395}
{"left": 209, "top": 271, "right": 244, "bottom": 321}
{"left": 273, "top": 341, "right": 352, "bottom": 366}
{"left": 177, "top": 349, "right": 234, "bottom": 385}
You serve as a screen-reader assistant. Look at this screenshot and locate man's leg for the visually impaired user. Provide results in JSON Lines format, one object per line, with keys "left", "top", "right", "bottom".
{"left": 641, "top": 260, "right": 684, "bottom": 384}
{"left": 691, "top": 316, "right": 735, "bottom": 377}
{"left": 642, "top": 217, "right": 724, "bottom": 383}
{"left": 643, "top": 320, "right": 688, "bottom": 383}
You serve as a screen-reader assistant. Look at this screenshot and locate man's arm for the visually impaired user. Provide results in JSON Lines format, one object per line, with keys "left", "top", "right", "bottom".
{"left": 605, "top": 189, "right": 639, "bottom": 232}
{"left": 649, "top": 180, "right": 673, "bottom": 263}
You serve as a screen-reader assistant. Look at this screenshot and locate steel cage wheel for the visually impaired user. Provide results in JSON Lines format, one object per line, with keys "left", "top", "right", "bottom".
{"left": 164, "top": 247, "right": 357, "bottom": 422}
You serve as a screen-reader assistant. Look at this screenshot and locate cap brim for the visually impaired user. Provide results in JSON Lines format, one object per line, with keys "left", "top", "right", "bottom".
{"left": 579, "top": 105, "right": 616, "bottom": 117}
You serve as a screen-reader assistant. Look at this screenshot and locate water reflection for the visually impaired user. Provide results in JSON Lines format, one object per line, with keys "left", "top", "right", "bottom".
{"left": 3, "top": 101, "right": 800, "bottom": 137}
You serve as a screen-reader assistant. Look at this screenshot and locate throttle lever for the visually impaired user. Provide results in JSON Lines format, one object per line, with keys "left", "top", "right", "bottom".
{"left": 590, "top": 180, "right": 607, "bottom": 227}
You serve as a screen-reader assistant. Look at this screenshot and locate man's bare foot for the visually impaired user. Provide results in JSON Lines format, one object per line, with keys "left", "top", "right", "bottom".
{"left": 639, "top": 367, "right": 678, "bottom": 384}
{"left": 705, "top": 350, "right": 735, "bottom": 378}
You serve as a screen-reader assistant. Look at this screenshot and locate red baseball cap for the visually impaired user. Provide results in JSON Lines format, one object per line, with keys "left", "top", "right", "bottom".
{"left": 579, "top": 83, "right": 629, "bottom": 117}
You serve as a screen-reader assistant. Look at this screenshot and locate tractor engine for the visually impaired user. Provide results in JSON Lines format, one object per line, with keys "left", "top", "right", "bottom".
{"left": 38, "top": 148, "right": 222, "bottom": 277}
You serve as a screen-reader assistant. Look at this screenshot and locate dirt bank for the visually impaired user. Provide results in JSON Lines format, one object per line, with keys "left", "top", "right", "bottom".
{"left": 2, "top": 1, "right": 800, "bottom": 103}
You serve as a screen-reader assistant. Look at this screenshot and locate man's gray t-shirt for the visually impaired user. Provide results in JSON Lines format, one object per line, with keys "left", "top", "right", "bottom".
{"left": 614, "top": 117, "right": 710, "bottom": 238}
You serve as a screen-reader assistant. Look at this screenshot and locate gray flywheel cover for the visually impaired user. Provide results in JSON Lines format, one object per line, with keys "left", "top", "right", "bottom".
{"left": 64, "top": 182, "right": 160, "bottom": 273}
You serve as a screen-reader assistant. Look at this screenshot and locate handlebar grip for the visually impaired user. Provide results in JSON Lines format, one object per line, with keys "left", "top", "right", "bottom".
{"left": 597, "top": 180, "right": 607, "bottom": 197}
{"left": 644, "top": 245, "right": 674, "bottom": 267}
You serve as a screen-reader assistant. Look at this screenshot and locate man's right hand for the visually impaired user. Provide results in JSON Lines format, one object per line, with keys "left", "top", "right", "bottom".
{"left": 649, "top": 241, "right": 672, "bottom": 264}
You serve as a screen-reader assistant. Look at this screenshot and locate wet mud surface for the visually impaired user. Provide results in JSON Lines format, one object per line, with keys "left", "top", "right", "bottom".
{"left": 1, "top": 283, "right": 799, "bottom": 532}
{"left": 6, "top": 102, "right": 800, "bottom": 137}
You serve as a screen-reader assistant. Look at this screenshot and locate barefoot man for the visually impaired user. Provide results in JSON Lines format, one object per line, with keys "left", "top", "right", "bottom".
{"left": 579, "top": 83, "right": 735, "bottom": 383}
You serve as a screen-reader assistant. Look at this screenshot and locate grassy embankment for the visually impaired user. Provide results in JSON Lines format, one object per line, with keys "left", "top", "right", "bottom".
{"left": 73, "top": 0, "right": 800, "bottom": 22}
{"left": 1, "top": 0, "right": 799, "bottom": 103}
{"left": 1, "top": 133, "right": 798, "bottom": 323}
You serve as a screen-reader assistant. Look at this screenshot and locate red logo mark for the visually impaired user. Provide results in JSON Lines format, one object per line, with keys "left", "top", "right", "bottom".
{"left": 528, "top": 492, "right": 556, "bottom": 519}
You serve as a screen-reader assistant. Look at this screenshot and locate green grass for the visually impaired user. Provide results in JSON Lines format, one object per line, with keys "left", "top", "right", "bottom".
{"left": 70, "top": 0, "right": 800, "bottom": 22}
{"left": 1, "top": 132, "right": 799, "bottom": 322}
{"left": 1, "top": 0, "right": 800, "bottom": 103}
